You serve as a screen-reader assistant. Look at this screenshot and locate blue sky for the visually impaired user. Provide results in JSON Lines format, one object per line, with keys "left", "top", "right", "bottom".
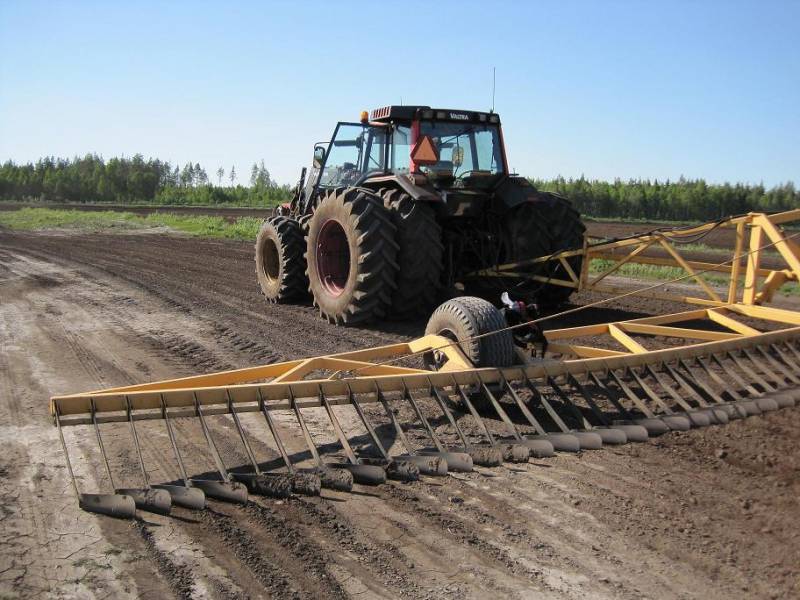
{"left": 1, "top": 0, "right": 798, "bottom": 187}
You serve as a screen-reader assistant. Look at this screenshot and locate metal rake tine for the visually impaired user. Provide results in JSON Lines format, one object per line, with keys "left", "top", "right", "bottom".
{"left": 742, "top": 348, "right": 784, "bottom": 388}
{"left": 369, "top": 381, "right": 449, "bottom": 476}
{"left": 374, "top": 382, "right": 415, "bottom": 456}
{"left": 401, "top": 380, "right": 473, "bottom": 472}
{"left": 727, "top": 351, "right": 776, "bottom": 394}
{"left": 642, "top": 365, "right": 691, "bottom": 412}
{"left": 288, "top": 387, "right": 322, "bottom": 467}
{"left": 694, "top": 357, "right": 743, "bottom": 402}
{"left": 190, "top": 393, "right": 248, "bottom": 504}
{"left": 503, "top": 372, "right": 548, "bottom": 436}
{"left": 773, "top": 344, "right": 800, "bottom": 378}
{"left": 55, "top": 404, "right": 81, "bottom": 501}
{"left": 677, "top": 359, "right": 725, "bottom": 404}
{"left": 225, "top": 389, "right": 262, "bottom": 475}
{"left": 319, "top": 385, "right": 386, "bottom": 486}
{"left": 426, "top": 377, "right": 471, "bottom": 451}
{"left": 522, "top": 370, "right": 571, "bottom": 434}
{"left": 566, "top": 373, "right": 612, "bottom": 427}
{"left": 449, "top": 374, "right": 496, "bottom": 446}
{"left": 125, "top": 396, "right": 151, "bottom": 488}
{"left": 755, "top": 347, "right": 800, "bottom": 385}
{"left": 346, "top": 383, "right": 389, "bottom": 460}
{"left": 590, "top": 371, "right": 636, "bottom": 420}
{"left": 402, "top": 381, "right": 445, "bottom": 453}
{"left": 90, "top": 398, "right": 116, "bottom": 490}
{"left": 58, "top": 403, "right": 136, "bottom": 519}
{"left": 155, "top": 395, "right": 207, "bottom": 510}
{"left": 318, "top": 385, "right": 358, "bottom": 465}
{"left": 194, "top": 393, "right": 231, "bottom": 482}
{"left": 629, "top": 367, "right": 677, "bottom": 414}
{"left": 123, "top": 396, "right": 172, "bottom": 515}
{"left": 160, "top": 394, "right": 190, "bottom": 485}
{"left": 662, "top": 362, "right": 710, "bottom": 407}
{"left": 257, "top": 387, "right": 294, "bottom": 474}
{"left": 712, "top": 353, "right": 761, "bottom": 397}
{"left": 546, "top": 375, "right": 593, "bottom": 430}
{"left": 475, "top": 371, "right": 524, "bottom": 441}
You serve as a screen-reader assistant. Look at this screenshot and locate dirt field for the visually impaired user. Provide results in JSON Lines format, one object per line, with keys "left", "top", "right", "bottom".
{"left": 1, "top": 229, "right": 798, "bottom": 599}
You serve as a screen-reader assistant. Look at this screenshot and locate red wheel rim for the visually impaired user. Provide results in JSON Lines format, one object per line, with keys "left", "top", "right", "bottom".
{"left": 316, "top": 219, "right": 350, "bottom": 297}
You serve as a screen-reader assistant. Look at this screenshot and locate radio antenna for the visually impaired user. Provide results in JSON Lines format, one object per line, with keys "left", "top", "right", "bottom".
{"left": 491, "top": 67, "right": 496, "bottom": 113}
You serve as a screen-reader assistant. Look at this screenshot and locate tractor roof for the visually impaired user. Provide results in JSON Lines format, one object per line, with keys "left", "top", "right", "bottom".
{"left": 368, "top": 106, "right": 501, "bottom": 124}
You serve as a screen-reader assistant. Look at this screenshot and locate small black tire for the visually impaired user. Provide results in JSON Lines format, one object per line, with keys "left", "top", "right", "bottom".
{"left": 255, "top": 216, "right": 308, "bottom": 303}
{"left": 424, "top": 296, "right": 514, "bottom": 368}
{"left": 306, "top": 188, "right": 399, "bottom": 324}
{"left": 382, "top": 188, "right": 444, "bottom": 319}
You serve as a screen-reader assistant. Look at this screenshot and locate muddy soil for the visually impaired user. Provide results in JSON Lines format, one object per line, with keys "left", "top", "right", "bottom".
{"left": 1, "top": 229, "right": 798, "bottom": 599}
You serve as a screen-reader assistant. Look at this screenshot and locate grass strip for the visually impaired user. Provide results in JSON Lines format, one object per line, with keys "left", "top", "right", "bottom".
{"left": 0, "top": 207, "right": 262, "bottom": 241}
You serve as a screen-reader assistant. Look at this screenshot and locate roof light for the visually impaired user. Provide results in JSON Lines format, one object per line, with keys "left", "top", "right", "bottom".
{"left": 478, "top": 113, "right": 487, "bottom": 122}
{"left": 360, "top": 110, "right": 369, "bottom": 123}
{"left": 435, "top": 111, "right": 446, "bottom": 119}
{"left": 422, "top": 109, "right": 434, "bottom": 119}
{"left": 488, "top": 114, "right": 500, "bottom": 124}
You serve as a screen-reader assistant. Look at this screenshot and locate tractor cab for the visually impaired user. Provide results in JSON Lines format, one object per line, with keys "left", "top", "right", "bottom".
{"left": 299, "top": 106, "right": 508, "bottom": 211}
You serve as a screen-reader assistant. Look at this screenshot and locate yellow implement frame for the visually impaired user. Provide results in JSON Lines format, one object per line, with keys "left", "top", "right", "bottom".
{"left": 469, "top": 209, "right": 800, "bottom": 307}
{"left": 51, "top": 304, "right": 800, "bottom": 423}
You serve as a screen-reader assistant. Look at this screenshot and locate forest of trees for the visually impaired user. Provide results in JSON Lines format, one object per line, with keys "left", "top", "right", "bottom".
{"left": 0, "top": 155, "right": 796, "bottom": 221}
{"left": 532, "top": 176, "right": 798, "bottom": 222}
{"left": 0, "top": 155, "right": 291, "bottom": 207}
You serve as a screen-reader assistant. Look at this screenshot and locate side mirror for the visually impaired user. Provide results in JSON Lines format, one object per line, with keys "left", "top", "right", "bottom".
{"left": 313, "top": 146, "right": 326, "bottom": 169}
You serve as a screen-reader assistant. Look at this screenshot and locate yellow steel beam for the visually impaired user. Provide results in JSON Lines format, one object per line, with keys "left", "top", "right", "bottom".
{"left": 706, "top": 308, "right": 761, "bottom": 336}
{"left": 755, "top": 271, "right": 789, "bottom": 305}
{"left": 755, "top": 215, "right": 800, "bottom": 277}
{"left": 619, "top": 322, "right": 740, "bottom": 341}
{"left": 727, "top": 304, "right": 800, "bottom": 326}
{"left": 585, "top": 240, "right": 655, "bottom": 288}
{"left": 547, "top": 343, "right": 629, "bottom": 358}
{"left": 744, "top": 224, "right": 763, "bottom": 304}
{"left": 656, "top": 237, "right": 722, "bottom": 302}
{"left": 728, "top": 221, "right": 745, "bottom": 303}
{"left": 608, "top": 324, "right": 648, "bottom": 354}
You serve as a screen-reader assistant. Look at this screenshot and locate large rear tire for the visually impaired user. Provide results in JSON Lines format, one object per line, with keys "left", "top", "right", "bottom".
{"left": 382, "top": 188, "right": 444, "bottom": 319}
{"left": 504, "top": 192, "right": 585, "bottom": 307}
{"left": 424, "top": 296, "right": 514, "bottom": 368}
{"left": 255, "top": 216, "right": 308, "bottom": 303}
{"left": 306, "top": 188, "right": 399, "bottom": 324}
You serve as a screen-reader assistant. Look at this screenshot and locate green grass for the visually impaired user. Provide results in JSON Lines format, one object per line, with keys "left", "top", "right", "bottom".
{"left": 0, "top": 207, "right": 262, "bottom": 240}
{"left": 588, "top": 258, "right": 800, "bottom": 297}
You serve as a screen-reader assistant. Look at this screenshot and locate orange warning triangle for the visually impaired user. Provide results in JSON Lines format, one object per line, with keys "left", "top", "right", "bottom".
{"left": 411, "top": 135, "right": 439, "bottom": 165}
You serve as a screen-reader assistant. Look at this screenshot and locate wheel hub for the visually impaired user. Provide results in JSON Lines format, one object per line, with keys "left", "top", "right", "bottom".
{"left": 316, "top": 219, "right": 350, "bottom": 297}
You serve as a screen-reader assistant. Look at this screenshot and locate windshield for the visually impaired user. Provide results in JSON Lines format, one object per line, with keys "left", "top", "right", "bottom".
{"left": 414, "top": 121, "right": 504, "bottom": 187}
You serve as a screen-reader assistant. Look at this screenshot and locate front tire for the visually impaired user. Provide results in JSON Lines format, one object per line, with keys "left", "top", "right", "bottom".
{"left": 306, "top": 188, "right": 399, "bottom": 324}
{"left": 255, "top": 216, "right": 308, "bottom": 303}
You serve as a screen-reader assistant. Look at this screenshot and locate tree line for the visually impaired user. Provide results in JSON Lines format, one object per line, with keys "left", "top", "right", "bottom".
{"left": 0, "top": 155, "right": 291, "bottom": 207}
{"left": 0, "top": 155, "right": 796, "bottom": 221}
{"left": 532, "top": 176, "right": 798, "bottom": 222}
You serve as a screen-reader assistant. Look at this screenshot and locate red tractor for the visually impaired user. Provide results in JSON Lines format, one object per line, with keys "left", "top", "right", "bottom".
{"left": 255, "top": 106, "right": 585, "bottom": 324}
